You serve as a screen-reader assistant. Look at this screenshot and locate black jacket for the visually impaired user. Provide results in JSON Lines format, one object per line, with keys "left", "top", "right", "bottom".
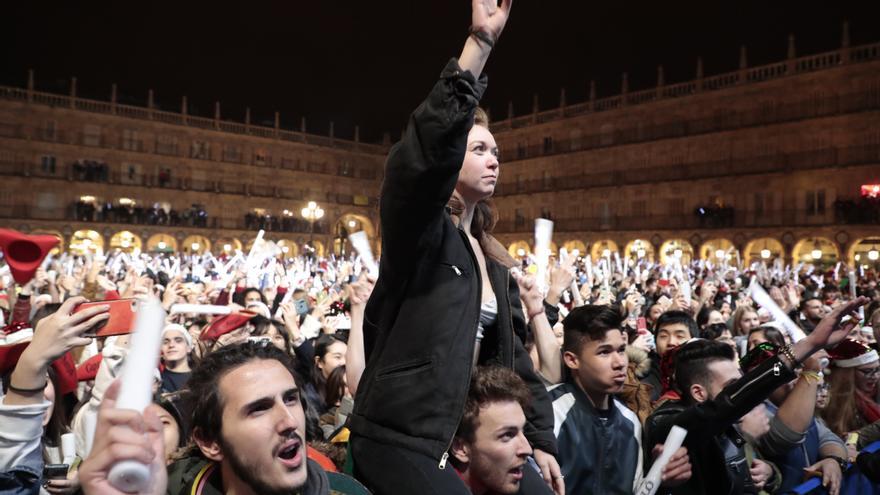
{"left": 349, "top": 59, "right": 557, "bottom": 464}
{"left": 644, "top": 356, "right": 796, "bottom": 495}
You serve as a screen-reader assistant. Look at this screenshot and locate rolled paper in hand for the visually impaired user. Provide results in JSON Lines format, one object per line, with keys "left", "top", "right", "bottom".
{"left": 349, "top": 231, "right": 378, "bottom": 279}
{"left": 61, "top": 433, "right": 76, "bottom": 466}
{"left": 534, "top": 219, "right": 553, "bottom": 295}
{"left": 108, "top": 298, "right": 166, "bottom": 493}
{"left": 585, "top": 255, "right": 593, "bottom": 284}
{"left": 849, "top": 270, "right": 864, "bottom": 321}
{"left": 748, "top": 280, "right": 807, "bottom": 342}
{"left": 170, "top": 304, "right": 232, "bottom": 315}
{"left": 244, "top": 230, "right": 265, "bottom": 271}
{"left": 636, "top": 425, "right": 688, "bottom": 495}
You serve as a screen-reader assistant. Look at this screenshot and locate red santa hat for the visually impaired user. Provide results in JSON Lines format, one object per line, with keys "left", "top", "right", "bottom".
{"left": 828, "top": 339, "right": 879, "bottom": 368}
{"left": 199, "top": 310, "right": 257, "bottom": 341}
{"left": 0, "top": 229, "right": 59, "bottom": 285}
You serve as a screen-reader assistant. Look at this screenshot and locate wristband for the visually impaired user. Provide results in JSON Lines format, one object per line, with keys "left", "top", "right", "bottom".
{"left": 779, "top": 344, "right": 800, "bottom": 369}
{"left": 8, "top": 381, "right": 48, "bottom": 394}
{"left": 824, "top": 455, "right": 847, "bottom": 471}
{"left": 799, "top": 370, "right": 822, "bottom": 385}
{"left": 469, "top": 27, "right": 496, "bottom": 48}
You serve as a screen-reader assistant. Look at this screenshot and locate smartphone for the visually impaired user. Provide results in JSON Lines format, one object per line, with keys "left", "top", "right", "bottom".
{"left": 74, "top": 298, "right": 138, "bottom": 337}
{"left": 43, "top": 463, "right": 69, "bottom": 480}
{"left": 294, "top": 298, "right": 309, "bottom": 316}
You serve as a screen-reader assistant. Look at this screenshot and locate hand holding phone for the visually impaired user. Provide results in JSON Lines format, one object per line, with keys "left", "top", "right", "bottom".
{"left": 74, "top": 299, "right": 138, "bottom": 337}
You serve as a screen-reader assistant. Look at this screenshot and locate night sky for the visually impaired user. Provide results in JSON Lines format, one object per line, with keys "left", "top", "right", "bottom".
{"left": 3, "top": 2, "right": 878, "bottom": 143}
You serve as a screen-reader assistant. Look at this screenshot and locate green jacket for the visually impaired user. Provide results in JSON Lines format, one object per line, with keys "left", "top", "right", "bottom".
{"left": 166, "top": 455, "right": 329, "bottom": 495}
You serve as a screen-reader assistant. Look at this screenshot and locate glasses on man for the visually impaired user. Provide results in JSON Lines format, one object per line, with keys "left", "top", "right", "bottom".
{"left": 856, "top": 367, "right": 880, "bottom": 378}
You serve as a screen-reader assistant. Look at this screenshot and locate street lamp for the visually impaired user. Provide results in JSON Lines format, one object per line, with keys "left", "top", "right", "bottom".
{"left": 301, "top": 201, "right": 324, "bottom": 253}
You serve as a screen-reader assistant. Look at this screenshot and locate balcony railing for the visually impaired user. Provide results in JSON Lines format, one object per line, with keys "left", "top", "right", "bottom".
{"left": 0, "top": 159, "right": 377, "bottom": 209}
{"left": 495, "top": 143, "right": 880, "bottom": 196}
{"left": 494, "top": 207, "right": 878, "bottom": 234}
{"left": 0, "top": 86, "right": 388, "bottom": 156}
{"left": 491, "top": 41, "right": 880, "bottom": 133}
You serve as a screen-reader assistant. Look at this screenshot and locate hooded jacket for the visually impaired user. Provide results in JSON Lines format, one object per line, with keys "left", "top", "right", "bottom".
{"left": 349, "top": 58, "right": 557, "bottom": 466}
{"left": 166, "top": 455, "right": 329, "bottom": 495}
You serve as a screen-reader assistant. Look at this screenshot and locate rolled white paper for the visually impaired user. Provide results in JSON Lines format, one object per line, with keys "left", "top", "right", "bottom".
{"left": 108, "top": 298, "right": 166, "bottom": 493}
{"left": 349, "top": 231, "right": 378, "bottom": 279}
{"left": 534, "top": 219, "right": 553, "bottom": 295}
{"left": 748, "top": 280, "right": 807, "bottom": 342}
{"left": 170, "top": 304, "right": 232, "bottom": 315}
{"left": 636, "top": 425, "right": 688, "bottom": 495}
{"left": 244, "top": 230, "right": 265, "bottom": 272}
{"left": 61, "top": 432, "right": 76, "bottom": 465}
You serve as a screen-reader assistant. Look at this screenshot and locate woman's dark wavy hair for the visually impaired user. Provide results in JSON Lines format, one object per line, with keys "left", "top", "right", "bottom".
{"left": 188, "top": 342, "right": 303, "bottom": 446}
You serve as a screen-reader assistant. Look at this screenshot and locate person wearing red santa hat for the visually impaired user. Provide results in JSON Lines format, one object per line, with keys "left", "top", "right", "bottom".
{"left": 821, "top": 339, "right": 880, "bottom": 438}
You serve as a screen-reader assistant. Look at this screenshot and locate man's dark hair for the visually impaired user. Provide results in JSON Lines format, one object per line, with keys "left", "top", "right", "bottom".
{"left": 655, "top": 310, "right": 699, "bottom": 338}
{"left": 188, "top": 342, "right": 301, "bottom": 446}
{"left": 799, "top": 296, "right": 822, "bottom": 312}
{"left": 562, "top": 304, "right": 624, "bottom": 354}
{"left": 455, "top": 366, "right": 531, "bottom": 443}
{"left": 674, "top": 339, "right": 737, "bottom": 403}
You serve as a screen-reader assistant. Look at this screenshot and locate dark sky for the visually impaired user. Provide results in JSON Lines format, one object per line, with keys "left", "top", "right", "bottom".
{"left": 3, "top": 2, "right": 878, "bottom": 143}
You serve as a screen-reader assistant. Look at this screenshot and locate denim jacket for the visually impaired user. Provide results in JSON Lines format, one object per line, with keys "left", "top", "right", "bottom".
{"left": 0, "top": 398, "right": 51, "bottom": 495}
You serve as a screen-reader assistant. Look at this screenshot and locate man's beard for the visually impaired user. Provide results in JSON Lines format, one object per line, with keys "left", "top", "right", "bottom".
{"left": 218, "top": 433, "right": 306, "bottom": 495}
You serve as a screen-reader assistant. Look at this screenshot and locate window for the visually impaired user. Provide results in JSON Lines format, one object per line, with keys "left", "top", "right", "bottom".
{"left": 570, "top": 129, "right": 582, "bottom": 151}
{"left": 340, "top": 161, "right": 351, "bottom": 176}
{"left": 543, "top": 136, "right": 554, "bottom": 154}
{"left": 42, "top": 120, "right": 57, "bottom": 141}
{"left": 667, "top": 198, "right": 684, "bottom": 216}
{"left": 514, "top": 209, "right": 525, "bottom": 228}
{"left": 806, "top": 190, "right": 826, "bottom": 216}
{"left": 223, "top": 145, "right": 242, "bottom": 163}
{"left": 542, "top": 171, "right": 552, "bottom": 189}
{"left": 156, "top": 135, "right": 178, "bottom": 156}
{"left": 281, "top": 157, "right": 299, "bottom": 170}
{"left": 632, "top": 200, "right": 646, "bottom": 217}
{"left": 517, "top": 142, "right": 526, "bottom": 160}
{"left": 122, "top": 129, "right": 141, "bottom": 151}
{"left": 40, "top": 155, "right": 56, "bottom": 174}
{"left": 191, "top": 141, "right": 210, "bottom": 160}
{"left": 121, "top": 163, "right": 142, "bottom": 185}
{"left": 253, "top": 149, "right": 269, "bottom": 166}
{"left": 83, "top": 125, "right": 101, "bottom": 146}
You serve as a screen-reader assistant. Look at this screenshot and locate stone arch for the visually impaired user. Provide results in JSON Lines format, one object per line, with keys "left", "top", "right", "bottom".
{"left": 792, "top": 237, "right": 839, "bottom": 264}
{"left": 659, "top": 239, "right": 694, "bottom": 264}
{"left": 70, "top": 229, "right": 104, "bottom": 255}
{"left": 699, "top": 238, "right": 737, "bottom": 262}
{"left": 109, "top": 230, "right": 142, "bottom": 254}
{"left": 182, "top": 235, "right": 211, "bottom": 255}
{"left": 623, "top": 239, "right": 655, "bottom": 262}
{"left": 743, "top": 237, "right": 785, "bottom": 264}
{"left": 146, "top": 233, "right": 177, "bottom": 253}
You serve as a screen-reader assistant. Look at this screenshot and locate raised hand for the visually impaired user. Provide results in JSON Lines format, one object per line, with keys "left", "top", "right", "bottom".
{"left": 471, "top": 0, "right": 513, "bottom": 43}
{"left": 807, "top": 296, "right": 870, "bottom": 350}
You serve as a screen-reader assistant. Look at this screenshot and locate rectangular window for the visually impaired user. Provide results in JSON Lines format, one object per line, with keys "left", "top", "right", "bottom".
{"left": 42, "top": 120, "right": 57, "bottom": 141}
{"left": 156, "top": 136, "right": 178, "bottom": 156}
{"left": 668, "top": 198, "right": 684, "bottom": 216}
{"left": 632, "top": 200, "right": 646, "bottom": 217}
{"left": 40, "top": 155, "right": 57, "bottom": 175}
{"left": 517, "top": 142, "right": 526, "bottom": 160}
{"left": 223, "top": 145, "right": 242, "bottom": 163}
{"left": 254, "top": 149, "right": 268, "bottom": 166}
{"left": 191, "top": 141, "right": 210, "bottom": 160}
{"left": 543, "top": 136, "right": 554, "bottom": 154}
{"left": 122, "top": 129, "right": 141, "bottom": 151}
{"left": 83, "top": 125, "right": 101, "bottom": 146}
{"left": 340, "top": 161, "right": 351, "bottom": 176}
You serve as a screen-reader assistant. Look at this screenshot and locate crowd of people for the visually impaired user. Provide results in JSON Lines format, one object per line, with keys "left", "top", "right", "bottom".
{"left": 73, "top": 201, "right": 208, "bottom": 228}
{"left": 4, "top": 2, "right": 880, "bottom": 494}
